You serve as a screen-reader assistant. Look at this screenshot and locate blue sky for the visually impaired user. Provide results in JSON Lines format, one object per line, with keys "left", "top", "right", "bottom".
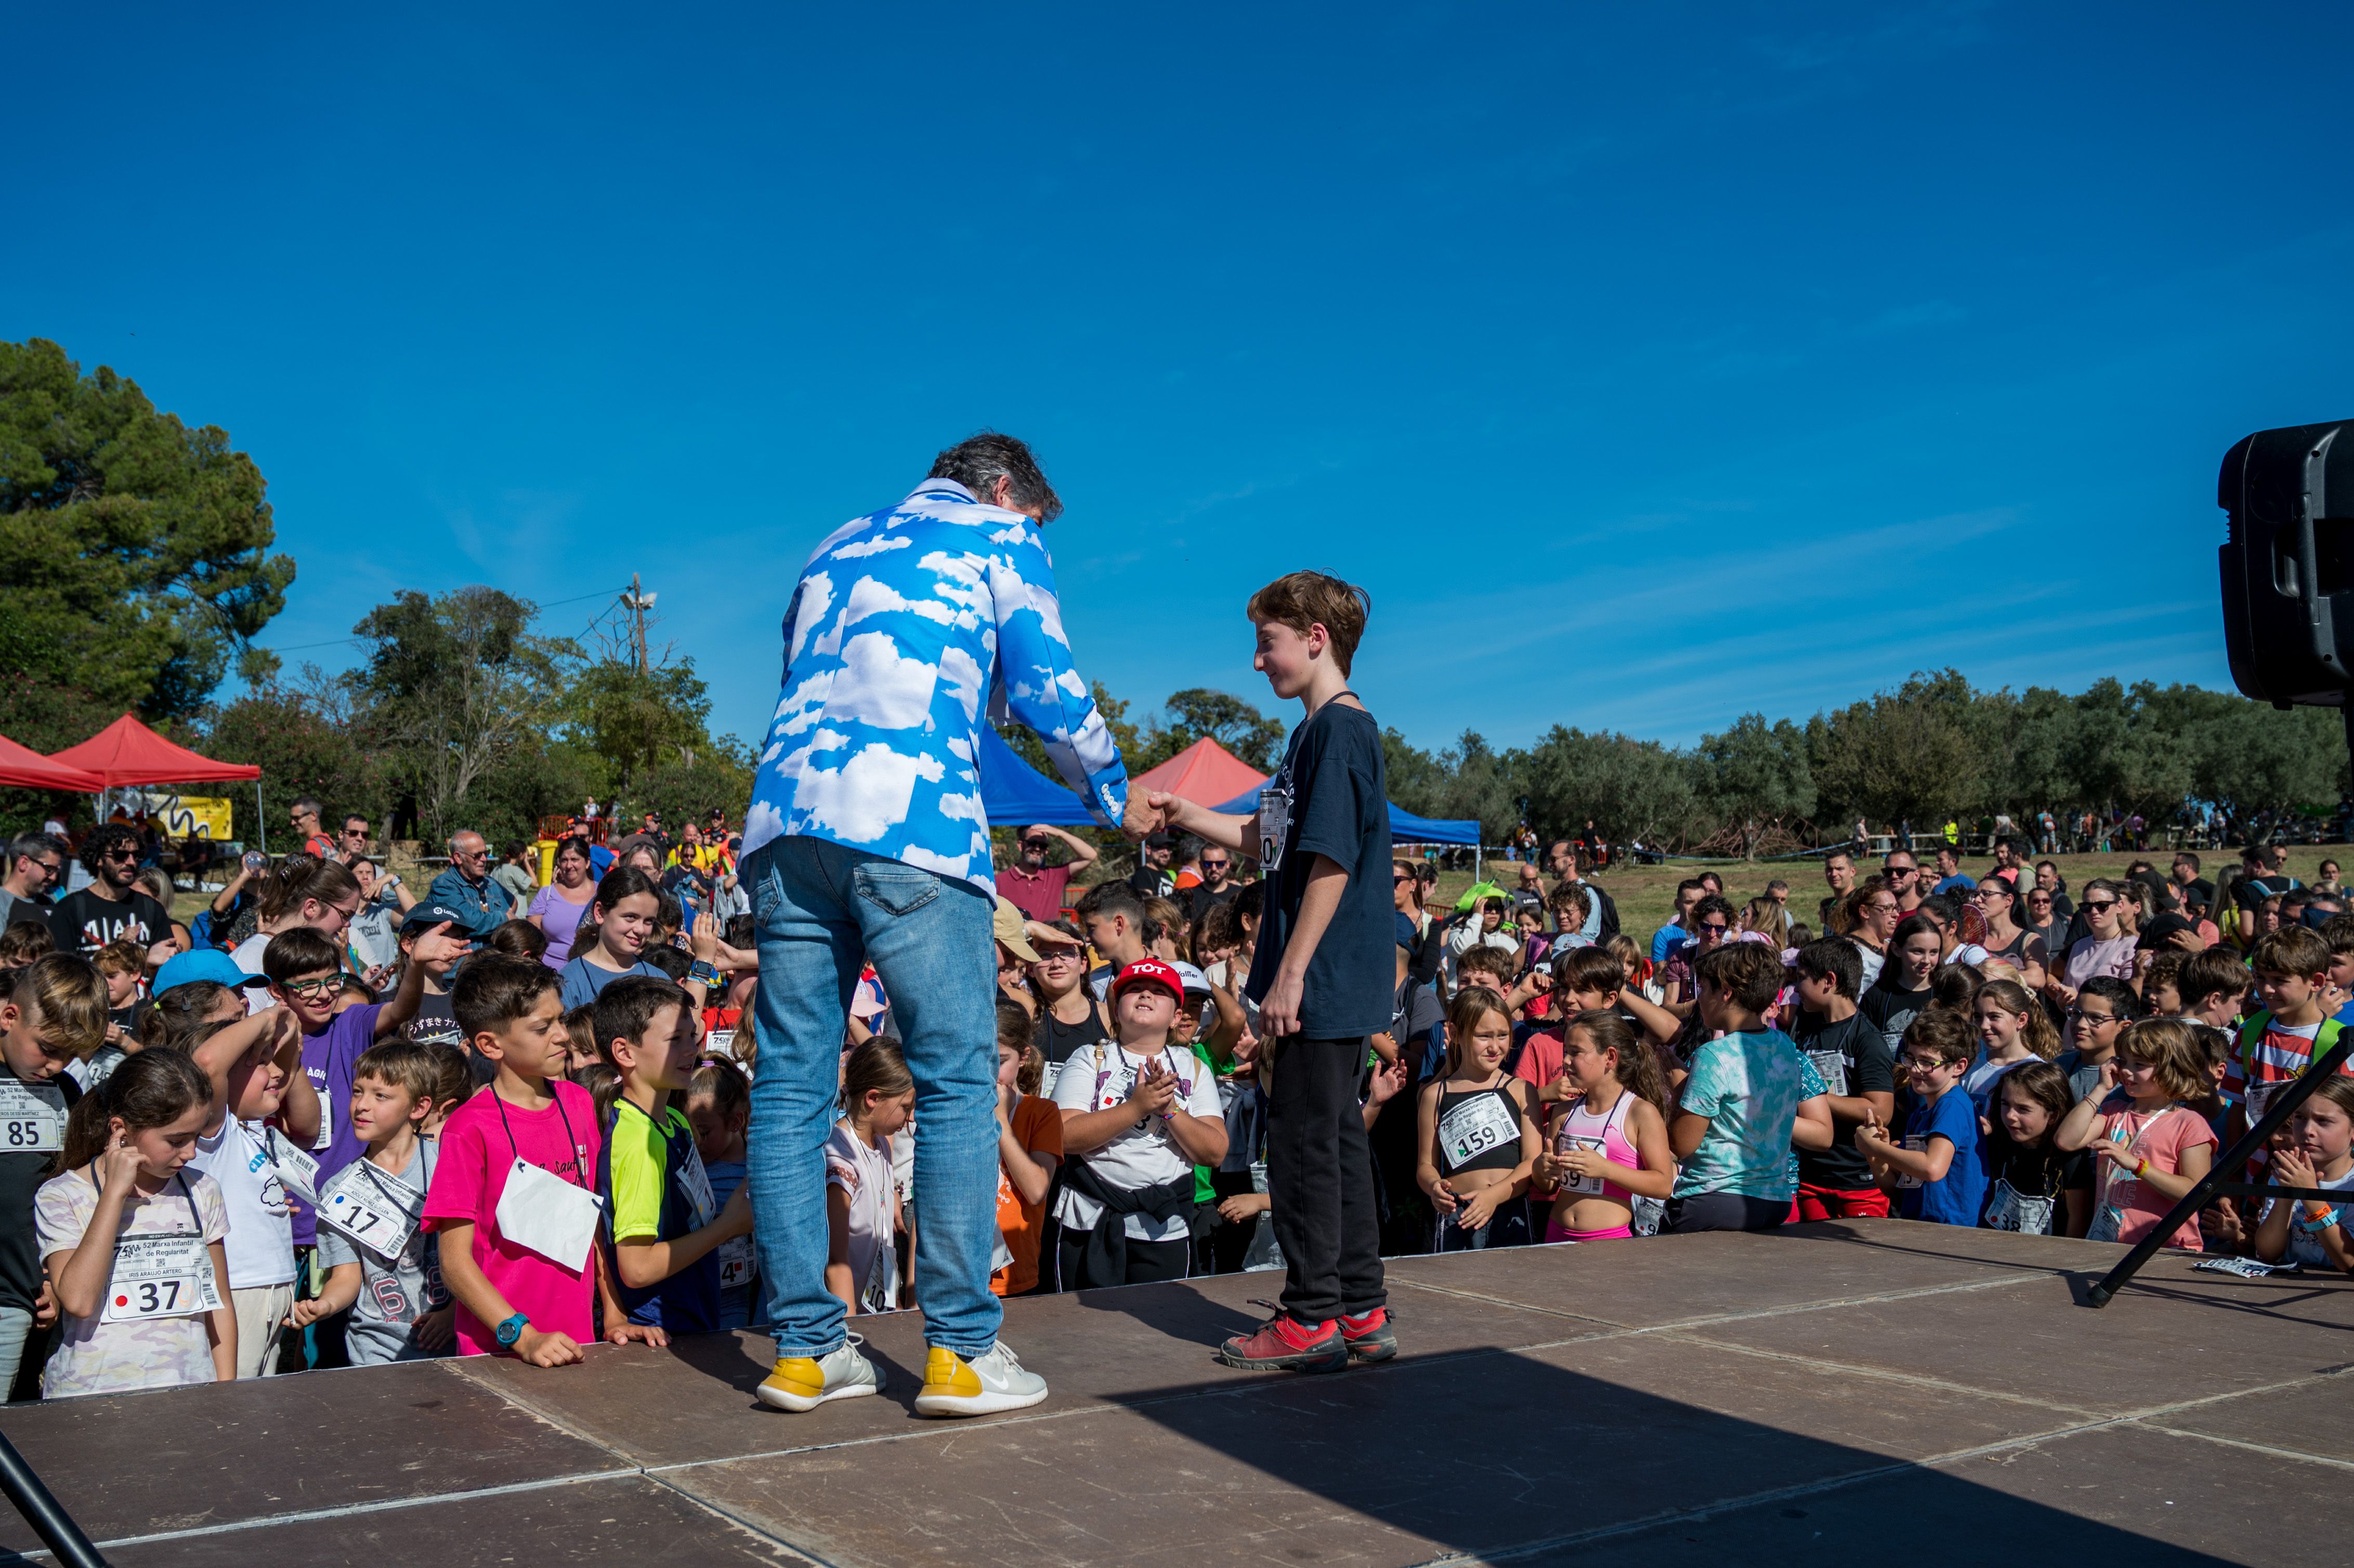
{"left": 9, "top": 2, "right": 2352, "bottom": 756}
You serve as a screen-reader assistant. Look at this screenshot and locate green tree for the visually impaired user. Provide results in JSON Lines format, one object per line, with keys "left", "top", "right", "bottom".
{"left": 205, "top": 676, "right": 390, "bottom": 840}
{"left": 565, "top": 659, "right": 714, "bottom": 788}
{"left": 1696, "top": 714, "right": 1816, "bottom": 858}
{"left": 1143, "top": 688, "right": 1287, "bottom": 773}
{"left": 1809, "top": 670, "right": 1980, "bottom": 830}
{"left": 1519, "top": 726, "right": 1702, "bottom": 850}
{"left": 349, "top": 587, "right": 577, "bottom": 843}
{"left": 0, "top": 338, "right": 295, "bottom": 717}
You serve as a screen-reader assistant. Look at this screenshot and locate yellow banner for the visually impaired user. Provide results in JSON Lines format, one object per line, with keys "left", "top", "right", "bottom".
{"left": 149, "top": 795, "right": 233, "bottom": 840}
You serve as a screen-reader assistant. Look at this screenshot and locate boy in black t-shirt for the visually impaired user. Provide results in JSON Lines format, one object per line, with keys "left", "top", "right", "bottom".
{"left": 1788, "top": 939, "right": 1895, "bottom": 1220}
{"left": 0, "top": 956, "right": 106, "bottom": 1396}
{"left": 1150, "top": 572, "right": 1392, "bottom": 1374}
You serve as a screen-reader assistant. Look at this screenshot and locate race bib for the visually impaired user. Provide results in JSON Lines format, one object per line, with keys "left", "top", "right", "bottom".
{"left": 1437, "top": 1093, "right": 1519, "bottom": 1171}
{"left": 717, "top": 1235, "right": 753, "bottom": 1290}
{"left": 1982, "top": 1178, "right": 2052, "bottom": 1235}
{"left": 267, "top": 1127, "right": 321, "bottom": 1203}
{"left": 676, "top": 1145, "right": 718, "bottom": 1228}
{"left": 1806, "top": 1049, "right": 1849, "bottom": 1097}
{"left": 102, "top": 1233, "right": 222, "bottom": 1323}
{"left": 1039, "top": 1060, "right": 1065, "bottom": 1100}
{"left": 2247, "top": 1078, "right": 2291, "bottom": 1123}
{"left": 0, "top": 1079, "right": 66, "bottom": 1154}
{"left": 1897, "top": 1134, "right": 1927, "bottom": 1190}
{"left": 1257, "top": 785, "right": 1292, "bottom": 874}
{"left": 708, "top": 1028, "right": 737, "bottom": 1058}
{"left": 1557, "top": 1133, "right": 1608, "bottom": 1196}
{"left": 320, "top": 1160, "right": 420, "bottom": 1260}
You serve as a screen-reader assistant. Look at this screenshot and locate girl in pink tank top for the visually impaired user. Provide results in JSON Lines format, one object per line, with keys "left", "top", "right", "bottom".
{"left": 1535, "top": 1011, "right": 1676, "bottom": 1242}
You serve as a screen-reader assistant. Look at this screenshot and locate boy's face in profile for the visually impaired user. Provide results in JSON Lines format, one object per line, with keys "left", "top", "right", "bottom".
{"left": 2255, "top": 967, "right": 2317, "bottom": 1016}
{"left": 1696, "top": 979, "right": 1729, "bottom": 1030}
{"left": 1796, "top": 969, "right": 1839, "bottom": 1012}
{"left": 622, "top": 1002, "right": 697, "bottom": 1092}
{"left": 478, "top": 990, "right": 567, "bottom": 1081}
{"left": 1251, "top": 618, "right": 1319, "bottom": 702}
{"left": 1565, "top": 983, "right": 1616, "bottom": 1012}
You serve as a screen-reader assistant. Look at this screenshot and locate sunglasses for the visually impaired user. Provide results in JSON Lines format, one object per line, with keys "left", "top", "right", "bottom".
{"left": 1697, "top": 922, "right": 1729, "bottom": 935}
{"left": 102, "top": 848, "right": 138, "bottom": 863}
{"left": 2082, "top": 899, "right": 2117, "bottom": 913}
{"left": 1021, "top": 839, "right": 1050, "bottom": 850}
{"left": 1202, "top": 860, "right": 1230, "bottom": 871}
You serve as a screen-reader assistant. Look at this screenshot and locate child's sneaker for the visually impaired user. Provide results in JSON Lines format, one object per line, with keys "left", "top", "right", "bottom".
{"left": 913, "top": 1340, "right": 1050, "bottom": 1418}
{"left": 1338, "top": 1306, "right": 1397, "bottom": 1363}
{"left": 1217, "top": 1311, "right": 1348, "bottom": 1373}
{"left": 756, "top": 1335, "right": 880, "bottom": 1412}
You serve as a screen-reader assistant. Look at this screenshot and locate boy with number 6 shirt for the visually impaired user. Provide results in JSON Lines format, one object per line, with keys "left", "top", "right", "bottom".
{"left": 423, "top": 957, "right": 662, "bottom": 1365}
{"left": 287, "top": 1041, "right": 455, "bottom": 1364}
{"left": 1148, "top": 572, "right": 1396, "bottom": 1373}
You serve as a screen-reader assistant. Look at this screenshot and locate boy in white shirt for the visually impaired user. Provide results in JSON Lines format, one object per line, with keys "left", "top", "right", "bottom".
{"left": 1051, "top": 959, "right": 1227, "bottom": 1288}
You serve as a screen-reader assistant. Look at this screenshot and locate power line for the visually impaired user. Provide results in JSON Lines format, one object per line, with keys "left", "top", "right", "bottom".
{"left": 255, "top": 585, "right": 631, "bottom": 655}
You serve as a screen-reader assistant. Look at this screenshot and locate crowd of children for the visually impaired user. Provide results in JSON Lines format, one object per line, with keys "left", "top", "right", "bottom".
{"left": 1, "top": 815, "right": 2351, "bottom": 1407}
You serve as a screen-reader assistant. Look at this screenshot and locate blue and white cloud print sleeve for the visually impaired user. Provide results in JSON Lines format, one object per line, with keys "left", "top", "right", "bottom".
{"left": 741, "top": 479, "right": 1130, "bottom": 895}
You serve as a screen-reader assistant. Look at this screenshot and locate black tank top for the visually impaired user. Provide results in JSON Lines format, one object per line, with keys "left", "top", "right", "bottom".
{"left": 1037, "top": 996, "right": 1110, "bottom": 1065}
{"left": 1434, "top": 1079, "right": 1526, "bottom": 1177}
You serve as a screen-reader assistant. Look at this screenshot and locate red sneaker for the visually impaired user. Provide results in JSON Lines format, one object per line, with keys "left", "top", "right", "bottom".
{"left": 1217, "top": 1310, "right": 1348, "bottom": 1374}
{"left": 1338, "top": 1306, "right": 1396, "bottom": 1363}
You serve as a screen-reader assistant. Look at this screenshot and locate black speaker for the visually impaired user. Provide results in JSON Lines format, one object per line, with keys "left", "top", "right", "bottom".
{"left": 2219, "top": 419, "right": 2354, "bottom": 709}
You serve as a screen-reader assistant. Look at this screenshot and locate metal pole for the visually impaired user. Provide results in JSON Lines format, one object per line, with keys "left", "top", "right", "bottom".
{"left": 2085, "top": 1032, "right": 2354, "bottom": 1306}
{"left": 256, "top": 780, "right": 266, "bottom": 857}
{"left": 0, "top": 1426, "right": 108, "bottom": 1567}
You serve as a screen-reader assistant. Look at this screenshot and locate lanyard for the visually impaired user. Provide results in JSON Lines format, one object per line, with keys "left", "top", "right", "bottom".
{"left": 494, "top": 1089, "right": 585, "bottom": 1190}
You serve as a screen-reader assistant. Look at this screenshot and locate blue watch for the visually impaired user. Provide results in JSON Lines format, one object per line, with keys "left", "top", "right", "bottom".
{"left": 494, "top": 1313, "right": 530, "bottom": 1348}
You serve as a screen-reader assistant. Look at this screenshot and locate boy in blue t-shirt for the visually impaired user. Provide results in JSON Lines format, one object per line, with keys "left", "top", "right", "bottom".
{"left": 1856, "top": 1009, "right": 1986, "bottom": 1224}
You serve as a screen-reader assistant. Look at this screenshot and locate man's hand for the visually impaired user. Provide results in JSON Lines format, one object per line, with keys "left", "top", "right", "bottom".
{"left": 1120, "top": 793, "right": 1165, "bottom": 842}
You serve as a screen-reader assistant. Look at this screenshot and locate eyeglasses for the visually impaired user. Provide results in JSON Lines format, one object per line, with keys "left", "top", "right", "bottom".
{"left": 2069, "top": 1008, "right": 2120, "bottom": 1026}
{"left": 277, "top": 975, "right": 341, "bottom": 998}
{"left": 1899, "top": 1054, "right": 1946, "bottom": 1070}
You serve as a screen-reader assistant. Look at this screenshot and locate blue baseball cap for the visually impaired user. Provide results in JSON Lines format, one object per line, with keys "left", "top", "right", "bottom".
{"left": 153, "top": 948, "right": 271, "bottom": 997}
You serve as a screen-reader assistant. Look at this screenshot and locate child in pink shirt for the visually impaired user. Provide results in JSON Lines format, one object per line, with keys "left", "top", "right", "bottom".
{"left": 424, "top": 956, "right": 661, "bottom": 1365}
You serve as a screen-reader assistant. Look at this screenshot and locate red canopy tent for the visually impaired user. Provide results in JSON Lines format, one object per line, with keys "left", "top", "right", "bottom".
{"left": 0, "top": 734, "right": 104, "bottom": 792}
{"left": 49, "top": 713, "right": 264, "bottom": 848}
{"left": 1132, "top": 737, "right": 1270, "bottom": 808}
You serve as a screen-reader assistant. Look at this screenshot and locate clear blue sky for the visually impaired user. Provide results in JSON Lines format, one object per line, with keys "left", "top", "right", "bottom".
{"left": 10, "top": 3, "right": 2351, "bottom": 756}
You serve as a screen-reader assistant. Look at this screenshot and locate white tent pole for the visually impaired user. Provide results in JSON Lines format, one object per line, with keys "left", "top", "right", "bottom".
{"left": 256, "top": 780, "right": 265, "bottom": 856}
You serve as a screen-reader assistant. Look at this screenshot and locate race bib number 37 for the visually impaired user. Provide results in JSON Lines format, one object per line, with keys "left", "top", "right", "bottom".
{"left": 103, "top": 1234, "right": 222, "bottom": 1323}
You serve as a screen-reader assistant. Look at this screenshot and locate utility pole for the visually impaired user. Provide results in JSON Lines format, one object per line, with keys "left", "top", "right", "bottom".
{"left": 621, "top": 574, "right": 657, "bottom": 674}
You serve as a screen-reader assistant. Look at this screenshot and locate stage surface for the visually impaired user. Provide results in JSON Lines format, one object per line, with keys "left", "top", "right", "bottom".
{"left": 0, "top": 1221, "right": 2346, "bottom": 1566}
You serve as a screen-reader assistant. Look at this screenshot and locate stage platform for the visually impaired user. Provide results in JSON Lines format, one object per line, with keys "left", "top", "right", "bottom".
{"left": 1, "top": 1220, "right": 2347, "bottom": 1566}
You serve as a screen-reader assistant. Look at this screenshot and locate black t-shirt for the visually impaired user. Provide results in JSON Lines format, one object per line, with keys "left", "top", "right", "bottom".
{"left": 406, "top": 987, "right": 468, "bottom": 1051}
{"left": 1858, "top": 978, "right": 1931, "bottom": 1054}
{"left": 1981, "top": 1140, "right": 2093, "bottom": 1233}
{"left": 1790, "top": 1010, "right": 1894, "bottom": 1190}
{"left": 1127, "top": 866, "right": 1177, "bottom": 901}
{"left": 47, "top": 888, "right": 173, "bottom": 959}
{"left": 1247, "top": 701, "right": 1392, "bottom": 1039}
{"left": 0, "top": 1069, "right": 79, "bottom": 1314}
{"left": 1188, "top": 881, "right": 1239, "bottom": 924}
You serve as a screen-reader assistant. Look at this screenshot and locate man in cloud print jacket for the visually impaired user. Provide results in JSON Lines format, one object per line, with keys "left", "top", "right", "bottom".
{"left": 737, "top": 435, "right": 1135, "bottom": 1410}
{"left": 741, "top": 474, "right": 1127, "bottom": 882}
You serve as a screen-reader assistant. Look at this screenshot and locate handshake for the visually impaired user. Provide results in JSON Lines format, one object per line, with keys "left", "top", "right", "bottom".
{"left": 1120, "top": 789, "right": 1189, "bottom": 843}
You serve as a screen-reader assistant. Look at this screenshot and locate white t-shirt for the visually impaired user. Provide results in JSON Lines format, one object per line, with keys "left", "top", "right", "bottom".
{"left": 186, "top": 1118, "right": 295, "bottom": 1289}
{"left": 1051, "top": 1041, "right": 1222, "bottom": 1242}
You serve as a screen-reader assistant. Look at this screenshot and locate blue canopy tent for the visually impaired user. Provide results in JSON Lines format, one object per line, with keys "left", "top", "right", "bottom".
{"left": 1213, "top": 781, "right": 1482, "bottom": 847}
{"left": 976, "top": 723, "right": 1100, "bottom": 827}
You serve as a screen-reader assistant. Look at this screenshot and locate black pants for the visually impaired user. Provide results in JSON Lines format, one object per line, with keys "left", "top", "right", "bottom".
{"left": 1267, "top": 1036, "right": 1385, "bottom": 1323}
{"left": 1664, "top": 1192, "right": 1790, "bottom": 1234}
{"left": 1057, "top": 1229, "right": 1189, "bottom": 1290}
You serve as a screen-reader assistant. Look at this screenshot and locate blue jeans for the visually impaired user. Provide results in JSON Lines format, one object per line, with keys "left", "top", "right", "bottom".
{"left": 0, "top": 1305, "right": 32, "bottom": 1397}
{"left": 744, "top": 837, "right": 1001, "bottom": 1360}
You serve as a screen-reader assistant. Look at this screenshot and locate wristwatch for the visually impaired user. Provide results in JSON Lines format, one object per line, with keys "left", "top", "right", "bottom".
{"left": 494, "top": 1313, "right": 530, "bottom": 1349}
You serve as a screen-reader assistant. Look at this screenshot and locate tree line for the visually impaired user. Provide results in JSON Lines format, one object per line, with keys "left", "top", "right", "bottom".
{"left": 5, "top": 336, "right": 2338, "bottom": 856}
